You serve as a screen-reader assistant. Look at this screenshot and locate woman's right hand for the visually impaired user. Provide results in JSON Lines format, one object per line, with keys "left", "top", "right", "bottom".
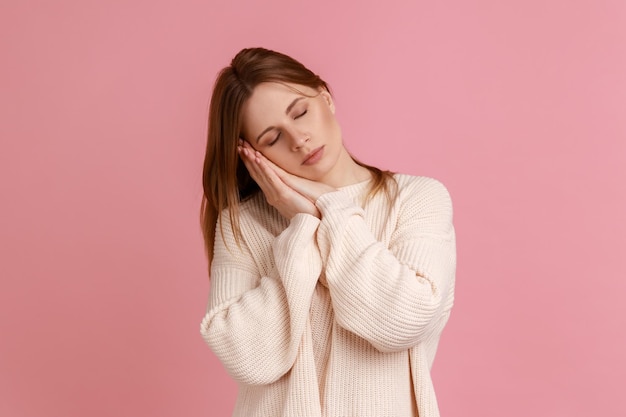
{"left": 238, "top": 140, "right": 320, "bottom": 220}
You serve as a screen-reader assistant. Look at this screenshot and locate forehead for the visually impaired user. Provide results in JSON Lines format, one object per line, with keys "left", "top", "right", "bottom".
{"left": 247, "top": 82, "right": 315, "bottom": 108}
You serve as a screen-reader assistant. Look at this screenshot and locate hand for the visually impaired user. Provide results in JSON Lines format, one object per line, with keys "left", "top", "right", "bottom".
{"left": 238, "top": 140, "right": 322, "bottom": 219}
{"left": 256, "top": 152, "right": 337, "bottom": 203}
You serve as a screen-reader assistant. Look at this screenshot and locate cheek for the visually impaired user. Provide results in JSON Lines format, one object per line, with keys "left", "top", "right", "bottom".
{"left": 314, "top": 107, "right": 339, "bottom": 135}
{"left": 321, "top": 114, "right": 341, "bottom": 140}
{"left": 263, "top": 149, "right": 296, "bottom": 171}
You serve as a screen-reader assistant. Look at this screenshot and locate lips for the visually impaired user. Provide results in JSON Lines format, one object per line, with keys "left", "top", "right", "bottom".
{"left": 302, "top": 146, "right": 325, "bottom": 165}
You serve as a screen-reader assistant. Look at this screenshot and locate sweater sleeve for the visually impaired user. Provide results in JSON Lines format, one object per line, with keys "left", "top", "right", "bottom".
{"left": 315, "top": 177, "right": 456, "bottom": 353}
{"left": 200, "top": 210, "right": 322, "bottom": 385}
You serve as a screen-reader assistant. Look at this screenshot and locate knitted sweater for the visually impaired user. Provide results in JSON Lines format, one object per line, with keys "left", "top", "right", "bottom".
{"left": 200, "top": 174, "right": 457, "bottom": 417}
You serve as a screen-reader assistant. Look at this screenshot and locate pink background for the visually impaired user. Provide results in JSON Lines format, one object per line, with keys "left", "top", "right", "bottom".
{"left": 1, "top": 0, "right": 625, "bottom": 416}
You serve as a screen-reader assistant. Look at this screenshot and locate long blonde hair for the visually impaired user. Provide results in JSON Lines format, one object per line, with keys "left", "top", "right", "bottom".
{"left": 201, "top": 47, "right": 395, "bottom": 269}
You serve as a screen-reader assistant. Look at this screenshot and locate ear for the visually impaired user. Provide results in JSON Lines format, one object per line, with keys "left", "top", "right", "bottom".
{"left": 318, "top": 88, "right": 336, "bottom": 114}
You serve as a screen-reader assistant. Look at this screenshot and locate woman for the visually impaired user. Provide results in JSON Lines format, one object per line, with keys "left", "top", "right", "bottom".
{"left": 200, "top": 47, "right": 456, "bottom": 417}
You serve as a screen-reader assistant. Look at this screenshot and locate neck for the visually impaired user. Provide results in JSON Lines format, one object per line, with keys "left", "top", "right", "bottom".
{"left": 320, "top": 146, "right": 372, "bottom": 188}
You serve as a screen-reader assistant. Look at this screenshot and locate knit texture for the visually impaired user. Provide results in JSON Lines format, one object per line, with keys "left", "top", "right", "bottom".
{"left": 200, "top": 174, "right": 456, "bottom": 417}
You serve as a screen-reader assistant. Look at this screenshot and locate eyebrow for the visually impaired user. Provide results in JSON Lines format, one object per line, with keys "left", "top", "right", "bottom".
{"left": 255, "top": 97, "right": 306, "bottom": 143}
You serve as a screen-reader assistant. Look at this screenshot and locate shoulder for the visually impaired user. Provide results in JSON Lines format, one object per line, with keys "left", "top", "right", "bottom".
{"left": 218, "top": 191, "right": 287, "bottom": 239}
{"left": 213, "top": 192, "right": 282, "bottom": 271}
{"left": 392, "top": 173, "right": 453, "bottom": 203}
{"left": 217, "top": 192, "right": 270, "bottom": 221}
{"left": 391, "top": 173, "right": 454, "bottom": 222}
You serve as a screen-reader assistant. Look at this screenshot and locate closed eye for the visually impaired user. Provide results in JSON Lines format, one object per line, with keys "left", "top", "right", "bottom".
{"left": 268, "top": 132, "right": 281, "bottom": 146}
{"left": 266, "top": 109, "right": 307, "bottom": 146}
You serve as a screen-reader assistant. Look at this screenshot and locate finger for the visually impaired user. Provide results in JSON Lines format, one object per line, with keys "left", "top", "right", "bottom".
{"left": 239, "top": 146, "right": 284, "bottom": 185}
{"left": 255, "top": 152, "right": 283, "bottom": 184}
{"left": 240, "top": 142, "right": 268, "bottom": 173}
{"left": 238, "top": 146, "right": 267, "bottom": 185}
{"left": 243, "top": 143, "right": 330, "bottom": 201}
{"left": 240, "top": 139, "right": 258, "bottom": 155}
{"left": 257, "top": 151, "right": 336, "bottom": 201}
{"left": 253, "top": 150, "right": 292, "bottom": 183}
{"left": 239, "top": 145, "right": 321, "bottom": 218}
{"left": 239, "top": 146, "right": 288, "bottom": 200}
{"left": 237, "top": 145, "right": 256, "bottom": 172}
{"left": 253, "top": 150, "right": 302, "bottom": 187}
{"left": 255, "top": 155, "right": 290, "bottom": 195}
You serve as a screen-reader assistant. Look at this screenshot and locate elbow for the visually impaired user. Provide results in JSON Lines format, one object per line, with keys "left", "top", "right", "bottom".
{"left": 370, "top": 338, "right": 420, "bottom": 354}
{"left": 222, "top": 357, "right": 290, "bottom": 386}
{"left": 369, "top": 324, "right": 437, "bottom": 354}
{"left": 365, "top": 297, "right": 447, "bottom": 353}
{"left": 200, "top": 317, "right": 291, "bottom": 386}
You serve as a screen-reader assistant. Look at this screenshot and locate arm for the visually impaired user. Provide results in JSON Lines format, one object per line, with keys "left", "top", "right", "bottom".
{"left": 315, "top": 177, "right": 456, "bottom": 353}
{"left": 200, "top": 208, "right": 322, "bottom": 385}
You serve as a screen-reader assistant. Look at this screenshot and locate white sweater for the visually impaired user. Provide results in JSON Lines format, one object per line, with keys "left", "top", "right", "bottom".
{"left": 200, "top": 174, "right": 457, "bottom": 417}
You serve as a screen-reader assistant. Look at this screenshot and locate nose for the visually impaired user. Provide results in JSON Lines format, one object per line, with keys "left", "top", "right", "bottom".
{"left": 291, "top": 132, "right": 310, "bottom": 151}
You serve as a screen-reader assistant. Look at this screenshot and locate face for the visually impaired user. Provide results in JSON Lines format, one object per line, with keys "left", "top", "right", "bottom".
{"left": 240, "top": 82, "right": 345, "bottom": 182}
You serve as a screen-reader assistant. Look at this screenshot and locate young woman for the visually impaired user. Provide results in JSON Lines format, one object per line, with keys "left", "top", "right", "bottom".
{"left": 200, "top": 47, "right": 457, "bottom": 417}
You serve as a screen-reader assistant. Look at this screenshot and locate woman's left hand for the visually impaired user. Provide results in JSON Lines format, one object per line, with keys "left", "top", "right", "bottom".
{"left": 253, "top": 148, "right": 337, "bottom": 203}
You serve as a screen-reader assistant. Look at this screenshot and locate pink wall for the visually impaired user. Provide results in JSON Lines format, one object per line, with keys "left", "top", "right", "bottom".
{"left": 1, "top": 0, "right": 625, "bottom": 416}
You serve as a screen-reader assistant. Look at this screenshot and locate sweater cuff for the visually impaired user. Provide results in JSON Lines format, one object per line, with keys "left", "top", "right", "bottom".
{"left": 315, "top": 190, "right": 363, "bottom": 224}
{"left": 315, "top": 190, "right": 365, "bottom": 236}
{"left": 273, "top": 213, "right": 320, "bottom": 256}
{"left": 272, "top": 212, "right": 322, "bottom": 291}
{"left": 315, "top": 190, "right": 369, "bottom": 263}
